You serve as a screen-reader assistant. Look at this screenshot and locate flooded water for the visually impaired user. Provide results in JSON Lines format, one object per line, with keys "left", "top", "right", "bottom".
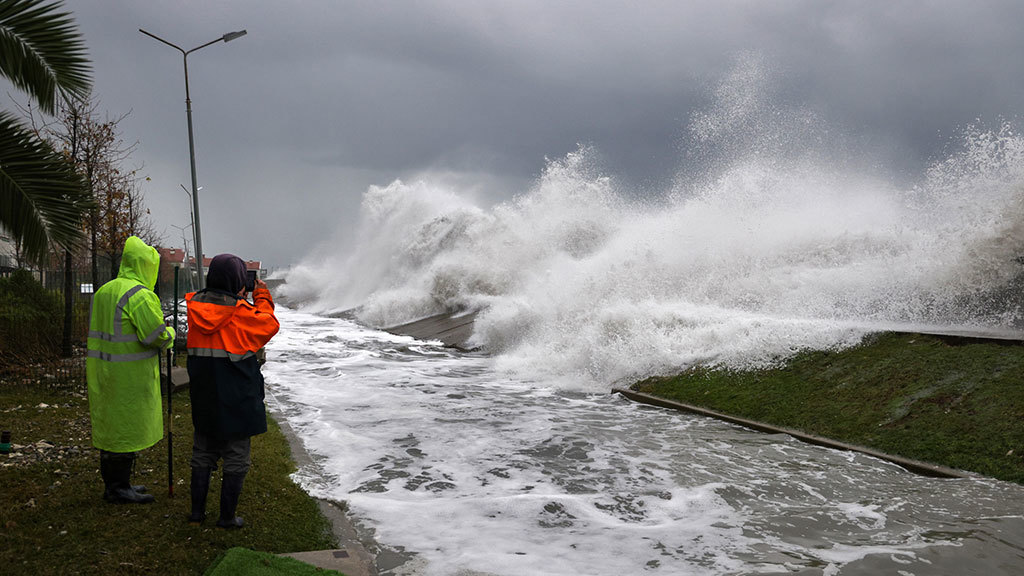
{"left": 264, "top": 308, "right": 1024, "bottom": 575}
{"left": 270, "top": 58, "right": 1024, "bottom": 574}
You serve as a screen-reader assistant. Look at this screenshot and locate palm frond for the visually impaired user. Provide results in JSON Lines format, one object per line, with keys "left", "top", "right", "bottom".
{"left": 0, "top": 110, "right": 89, "bottom": 262}
{"left": 0, "top": 0, "right": 91, "bottom": 114}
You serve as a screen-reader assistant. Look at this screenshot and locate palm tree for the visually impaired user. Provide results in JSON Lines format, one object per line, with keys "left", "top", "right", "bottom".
{"left": 0, "top": 0, "right": 92, "bottom": 263}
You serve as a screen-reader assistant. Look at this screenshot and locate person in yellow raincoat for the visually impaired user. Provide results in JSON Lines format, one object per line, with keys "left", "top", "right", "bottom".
{"left": 87, "top": 236, "right": 174, "bottom": 504}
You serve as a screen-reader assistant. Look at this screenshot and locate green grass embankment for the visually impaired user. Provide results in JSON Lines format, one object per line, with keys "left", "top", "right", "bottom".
{"left": 632, "top": 332, "right": 1024, "bottom": 484}
{"left": 0, "top": 377, "right": 338, "bottom": 575}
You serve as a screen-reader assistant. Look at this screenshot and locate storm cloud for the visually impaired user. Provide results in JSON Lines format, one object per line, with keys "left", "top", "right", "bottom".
{"left": 62, "top": 1, "right": 1024, "bottom": 267}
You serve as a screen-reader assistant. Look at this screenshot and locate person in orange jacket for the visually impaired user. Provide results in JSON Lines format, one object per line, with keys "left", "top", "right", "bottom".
{"left": 185, "top": 254, "right": 279, "bottom": 528}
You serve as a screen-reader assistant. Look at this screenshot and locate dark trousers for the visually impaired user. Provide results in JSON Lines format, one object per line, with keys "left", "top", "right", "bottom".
{"left": 190, "top": 431, "right": 251, "bottom": 476}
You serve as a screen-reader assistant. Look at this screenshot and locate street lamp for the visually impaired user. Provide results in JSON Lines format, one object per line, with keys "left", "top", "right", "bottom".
{"left": 179, "top": 183, "right": 201, "bottom": 232}
{"left": 139, "top": 28, "right": 247, "bottom": 288}
{"left": 170, "top": 223, "right": 195, "bottom": 292}
{"left": 179, "top": 184, "right": 201, "bottom": 287}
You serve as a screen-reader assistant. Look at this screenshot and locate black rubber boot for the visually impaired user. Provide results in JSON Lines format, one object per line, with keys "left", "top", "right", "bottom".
{"left": 188, "top": 467, "right": 212, "bottom": 524}
{"left": 216, "top": 473, "right": 246, "bottom": 529}
{"left": 101, "top": 452, "right": 154, "bottom": 504}
{"left": 126, "top": 456, "right": 150, "bottom": 495}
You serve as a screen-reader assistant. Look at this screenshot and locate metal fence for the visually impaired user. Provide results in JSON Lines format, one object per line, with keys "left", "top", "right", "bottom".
{"left": 0, "top": 265, "right": 107, "bottom": 387}
{"left": 0, "top": 263, "right": 190, "bottom": 388}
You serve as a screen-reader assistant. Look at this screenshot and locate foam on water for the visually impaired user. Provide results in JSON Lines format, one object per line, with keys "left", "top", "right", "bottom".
{"left": 284, "top": 57, "right": 1024, "bottom": 386}
{"left": 265, "top": 307, "right": 1024, "bottom": 576}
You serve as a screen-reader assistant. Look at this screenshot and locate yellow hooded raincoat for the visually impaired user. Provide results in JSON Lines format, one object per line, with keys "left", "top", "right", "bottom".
{"left": 87, "top": 236, "right": 174, "bottom": 452}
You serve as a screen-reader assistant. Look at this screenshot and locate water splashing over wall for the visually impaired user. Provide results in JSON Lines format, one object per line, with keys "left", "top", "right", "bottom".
{"left": 285, "top": 59, "right": 1024, "bottom": 386}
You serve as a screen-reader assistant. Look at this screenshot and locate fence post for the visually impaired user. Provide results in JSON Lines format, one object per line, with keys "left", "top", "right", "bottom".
{"left": 167, "top": 265, "right": 180, "bottom": 498}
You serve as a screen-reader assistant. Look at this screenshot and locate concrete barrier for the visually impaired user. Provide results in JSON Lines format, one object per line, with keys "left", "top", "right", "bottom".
{"left": 613, "top": 387, "right": 971, "bottom": 479}
{"left": 384, "top": 311, "right": 479, "bottom": 350}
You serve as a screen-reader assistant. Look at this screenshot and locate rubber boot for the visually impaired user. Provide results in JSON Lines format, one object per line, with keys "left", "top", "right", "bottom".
{"left": 216, "top": 473, "right": 246, "bottom": 529}
{"left": 101, "top": 452, "right": 154, "bottom": 504}
{"left": 100, "top": 453, "right": 117, "bottom": 500}
{"left": 130, "top": 455, "right": 148, "bottom": 494}
{"left": 188, "top": 467, "right": 212, "bottom": 524}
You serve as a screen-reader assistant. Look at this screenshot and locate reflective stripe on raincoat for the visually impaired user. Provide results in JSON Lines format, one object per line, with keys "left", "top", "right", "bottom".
{"left": 87, "top": 236, "right": 174, "bottom": 452}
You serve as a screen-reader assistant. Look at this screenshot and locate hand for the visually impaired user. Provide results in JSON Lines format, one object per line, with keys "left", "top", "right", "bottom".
{"left": 255, "top": 278, "right": 268, "bottom": 291}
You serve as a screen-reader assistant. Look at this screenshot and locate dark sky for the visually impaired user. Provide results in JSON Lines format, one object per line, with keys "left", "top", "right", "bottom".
{"left": 55, "top": 1, "right": 1024, "bottom": 267}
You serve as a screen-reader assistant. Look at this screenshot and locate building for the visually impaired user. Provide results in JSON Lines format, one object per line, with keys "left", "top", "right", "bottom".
{"left": 0, "top": 231, "right": 15, "bottom": 273}
{"left": 156, "top": 246, "right": 192, "bottom": 295}
{"left": 157, "top": 247, "right": 187, "bottom": 275}
{"left": 151, "top": 247, "right": 269, "bottom": 295}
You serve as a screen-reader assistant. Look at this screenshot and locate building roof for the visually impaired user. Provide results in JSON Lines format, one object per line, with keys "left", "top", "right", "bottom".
{"left": 189, "top": 256, "right": 262, "bottom": 271}
{"left": 157, "top": 248, "right": 262, "bottom": 271}
{"left": 157, "top": 247, "right": 187, "bottom": 264}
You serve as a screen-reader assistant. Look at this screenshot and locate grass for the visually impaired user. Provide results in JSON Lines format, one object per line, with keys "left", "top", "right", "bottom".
{"left": 0, "top": 375, "right": 339, "bottom": 575}
{"left": 632, "top": 332, "right": 1024, "bottom": 484}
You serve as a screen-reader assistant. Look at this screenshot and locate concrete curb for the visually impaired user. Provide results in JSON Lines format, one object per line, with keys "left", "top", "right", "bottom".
{"left": 612, "top": 387, "right": 972, "bottom": 479}
{"left": 160, "top": 365, "right": 190, "bottom": 393}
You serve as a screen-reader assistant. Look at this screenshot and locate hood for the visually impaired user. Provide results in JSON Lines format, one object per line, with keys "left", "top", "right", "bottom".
{"left": 188, "top": 291, "right": 241, "bottom": 335}
{"left": 118, "top": 236, "right": 160, "bottom": 289}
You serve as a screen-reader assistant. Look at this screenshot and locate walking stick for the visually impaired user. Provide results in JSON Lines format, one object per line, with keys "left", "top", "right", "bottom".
{"left": 167, "top": 265, "right": 179, "bottom": 498}
{"left": 167, "top": 348, "right": 174, "bottom": 498}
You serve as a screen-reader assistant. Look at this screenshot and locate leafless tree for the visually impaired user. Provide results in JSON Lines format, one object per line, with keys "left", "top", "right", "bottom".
{"left": 19, "top": 94, "right": 161, "bottom": 356}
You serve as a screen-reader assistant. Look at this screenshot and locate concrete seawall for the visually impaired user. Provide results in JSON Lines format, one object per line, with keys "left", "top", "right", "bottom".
{"left": 266, "top": 277, "right": 1024, "bottom": 348}
{"left": 383, "top": 311, "right": 479, "bottom": 350}
{"left": 265, "top": 279, "right": 479, "bottom": 350}
{"left": 379, "top": 310, "right": 1024, "bottom": 352}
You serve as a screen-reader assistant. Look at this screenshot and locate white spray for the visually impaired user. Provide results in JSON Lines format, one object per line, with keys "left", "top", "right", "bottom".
{"left": 284, "top": 57, "right": 1024, "bottom": 386}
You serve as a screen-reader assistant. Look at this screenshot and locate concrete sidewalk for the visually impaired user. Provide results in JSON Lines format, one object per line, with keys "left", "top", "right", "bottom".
{"left": 160, "top": 365, "right": 190, "bottom": 393}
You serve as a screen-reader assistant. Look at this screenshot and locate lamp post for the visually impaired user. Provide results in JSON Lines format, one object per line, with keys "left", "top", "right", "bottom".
{"left": 179, "top": 183, "right": 200, "bottom": 241}
{"left": 139, "top": 28, "right": 247, "bottom": 289}
{"left": 179, "top": 183, "right": 201, "bottom": 289}
{"left": 170, "top": 223, "right": 195, "bottom": 293}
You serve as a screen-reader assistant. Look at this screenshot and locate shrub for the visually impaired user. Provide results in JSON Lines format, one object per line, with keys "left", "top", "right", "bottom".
{"left": 0, "top": 269, "right": 63, "bottom": 371}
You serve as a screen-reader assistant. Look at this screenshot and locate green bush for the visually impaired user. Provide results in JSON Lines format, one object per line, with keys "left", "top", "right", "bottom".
{"left": 0, "top": 269, "right": 63, "bottom": 370}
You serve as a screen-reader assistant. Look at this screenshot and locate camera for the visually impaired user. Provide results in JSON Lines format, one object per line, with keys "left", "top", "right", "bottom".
{"left": 245, "top": 269, "right": 258, "bottom": 292}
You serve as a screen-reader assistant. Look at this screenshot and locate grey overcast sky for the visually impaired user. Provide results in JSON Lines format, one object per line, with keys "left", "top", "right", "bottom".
{"left": 52, "top": 1, "right": 1024, "bottom": 268}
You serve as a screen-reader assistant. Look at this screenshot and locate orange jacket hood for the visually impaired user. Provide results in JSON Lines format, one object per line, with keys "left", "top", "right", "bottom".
{"left": 186, "top": 287, "right": 279, "bottom": 357}
{"left": 188, "top": 290, "right": 240, "bottom": 334}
